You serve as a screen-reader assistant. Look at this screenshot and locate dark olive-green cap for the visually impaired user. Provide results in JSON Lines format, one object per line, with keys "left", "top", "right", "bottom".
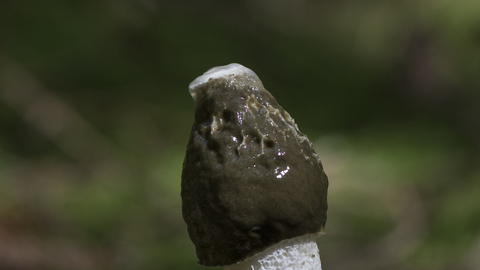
{"left": 181, "top": 63, "right": 328, "bottom": 267}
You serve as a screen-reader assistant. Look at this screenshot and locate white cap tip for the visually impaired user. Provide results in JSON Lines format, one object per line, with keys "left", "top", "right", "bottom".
{"left": 188, "top": 63, "right": 259, "bottom": 93}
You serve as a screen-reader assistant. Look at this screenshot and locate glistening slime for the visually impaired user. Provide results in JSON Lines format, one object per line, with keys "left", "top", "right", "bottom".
{"left": 181, "top": 63, "right": 328, "bottom": 268}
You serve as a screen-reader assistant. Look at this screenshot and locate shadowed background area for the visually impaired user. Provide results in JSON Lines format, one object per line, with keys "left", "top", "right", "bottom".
{"left": 1, "top": 1, "right": 480, "bottom": 270}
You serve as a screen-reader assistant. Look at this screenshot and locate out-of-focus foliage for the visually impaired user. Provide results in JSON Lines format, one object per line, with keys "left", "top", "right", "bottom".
{"left": 1, "top": 0, "right": 479, "bottom": 269}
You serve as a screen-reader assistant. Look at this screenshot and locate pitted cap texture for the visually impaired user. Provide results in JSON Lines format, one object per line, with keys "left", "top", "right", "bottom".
{"left": 181, "top": 63, "right": 328, "bottom": 266}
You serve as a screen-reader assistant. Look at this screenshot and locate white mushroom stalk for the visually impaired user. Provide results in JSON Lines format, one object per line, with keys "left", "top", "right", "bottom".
{"left": 224, "top": 234, "right": 322, "bottom": 270}
{"left": 181, "top": 63, "right": 328, "bottom": 269}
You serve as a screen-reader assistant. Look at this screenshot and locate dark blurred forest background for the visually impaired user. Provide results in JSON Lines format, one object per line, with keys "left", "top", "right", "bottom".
{"left": 1, "top": 1, "right": 480, "bottom": 270}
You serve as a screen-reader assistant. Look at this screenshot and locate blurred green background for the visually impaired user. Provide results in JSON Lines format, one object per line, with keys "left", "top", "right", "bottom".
{"left": 1, "top": 1, "right": 480, "bottom": 269}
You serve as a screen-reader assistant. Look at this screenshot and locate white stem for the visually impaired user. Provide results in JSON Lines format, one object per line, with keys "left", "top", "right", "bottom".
{"left": 224, "top": 234, "right": 322, "bottom": 270}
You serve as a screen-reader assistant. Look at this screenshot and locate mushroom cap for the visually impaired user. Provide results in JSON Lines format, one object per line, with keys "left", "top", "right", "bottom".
{"left": 181, "top": 63, "right": 328, "bottom": 267}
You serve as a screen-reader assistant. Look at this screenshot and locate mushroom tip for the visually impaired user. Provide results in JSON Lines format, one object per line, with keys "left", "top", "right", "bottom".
{"left": 188, "top": 63, "right": 259, "bottom": 101}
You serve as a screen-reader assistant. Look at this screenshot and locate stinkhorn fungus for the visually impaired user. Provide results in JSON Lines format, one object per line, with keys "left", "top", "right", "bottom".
{"left": 181, "top": 63, "right": 328, "bottom": 269}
